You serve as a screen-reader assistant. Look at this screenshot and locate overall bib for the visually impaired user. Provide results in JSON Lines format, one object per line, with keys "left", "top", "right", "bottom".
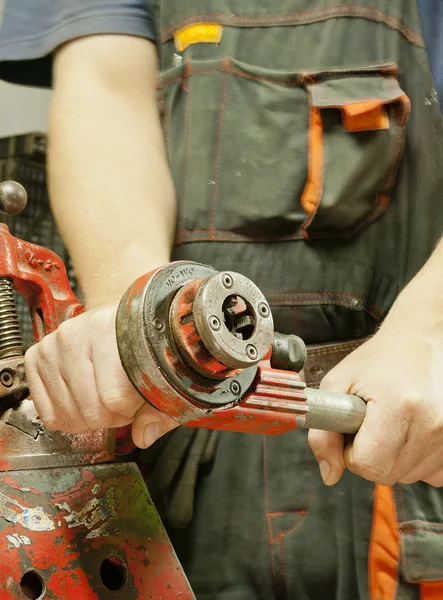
{"left": 150, "top": 1, "right": 443, "bottom": 597}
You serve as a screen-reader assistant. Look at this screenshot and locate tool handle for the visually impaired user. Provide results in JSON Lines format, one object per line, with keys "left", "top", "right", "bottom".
{"left": 301, "top": 388, "right": 366, "bottom": 434}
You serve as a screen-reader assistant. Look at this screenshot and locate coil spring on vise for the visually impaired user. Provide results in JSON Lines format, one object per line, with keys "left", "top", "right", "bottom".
{"left": 0, "top": 181, "right": 27, "bottom": 363}
{"left": 0, "top": 278, "right": 23, "bottom": 360}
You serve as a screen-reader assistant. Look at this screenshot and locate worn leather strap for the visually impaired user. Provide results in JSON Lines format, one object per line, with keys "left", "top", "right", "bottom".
{"left": 300, "top": 338, "right": 369, "bottom": 388}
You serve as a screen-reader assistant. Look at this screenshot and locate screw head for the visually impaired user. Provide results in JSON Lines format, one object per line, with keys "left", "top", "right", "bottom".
{"left": 153, "top": 318, "right": 165, "bottom": 332}
{"left": 229, "top": 381, "right": 241, "bottom": 396}
{"left": 0, "top": 370, "right": 14, "bottom": 387}
{"left": 209, "top": 315, "right": 221, "bottom": 331}
{"left": 221, "top": 274, "right": 233, "bottom": 289}
{"left": 258, "top": 302, "right": 270, "bottom": 318}
{"left": 246, "top": 344, "right": 258, "bottom": 360}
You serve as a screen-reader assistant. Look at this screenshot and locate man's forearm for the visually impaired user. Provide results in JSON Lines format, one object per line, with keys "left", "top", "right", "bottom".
{"left": 379, "top": 237, "right": 443, "bottom": 333}
{"left": 49, "top": 36, "right": 176, "bottom": 308}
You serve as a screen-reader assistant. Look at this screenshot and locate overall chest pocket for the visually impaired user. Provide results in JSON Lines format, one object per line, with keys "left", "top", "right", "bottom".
{"left": 160, "top": 58, "right": 409, "bottom": 243}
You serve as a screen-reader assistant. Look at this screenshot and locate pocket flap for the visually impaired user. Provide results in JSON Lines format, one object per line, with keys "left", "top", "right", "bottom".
{"left": 400, "top": 522, "right": 443, "bottom": 583}
{"left": 308, "top": 74, "right": 405, "bottom": 109}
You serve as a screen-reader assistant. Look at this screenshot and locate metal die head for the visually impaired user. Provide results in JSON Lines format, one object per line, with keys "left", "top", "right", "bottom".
{"left": 116, "top": 262, "right": 258, "bottom": 417}
{"left": 192, "top": 271, "right": 274, "bottom": 369}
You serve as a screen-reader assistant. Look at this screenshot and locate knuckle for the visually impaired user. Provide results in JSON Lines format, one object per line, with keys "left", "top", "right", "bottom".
{"left": 37, "top": 411, "right": 59, "bottom": 431}
{"left": 55, "top": 322, "right": 74, "bottom": 348}
{"left": 423, "top": 472, "right": 443, "bottom": 487}
{"left": 400, "top": 395, "right": 421, "bottom": 417}
{"left": 36, "top": 337, "right": 56, "bottom": 365}
{"left": 78, "top": 406, "right": 105, "bottom": 428}
{"left": 399, "top": 474, "right": 418, "bottom": 485}
{"left": 67, "top": 422, "right": 89, "bottom": 435}
{"left": 319, "top": 372, "right": 339, "bottom": 391}
{"left": 24, "top": 343, "right": 37, "bottom": 363}
{"left": 100, "top": 389, "right": 141, "bottom": 417}
{"left": 56, "top": 319, "right": 72, "bottom": 338}
{"left": 348, "top": 452, "right": 392, "bottom": 483}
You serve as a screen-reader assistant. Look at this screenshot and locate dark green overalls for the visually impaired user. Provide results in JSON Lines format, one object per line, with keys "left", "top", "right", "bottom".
{"left": 150, "top": 1, "right": 443, "bottom": 598}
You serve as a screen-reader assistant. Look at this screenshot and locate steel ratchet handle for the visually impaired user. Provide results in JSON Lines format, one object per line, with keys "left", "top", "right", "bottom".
{"left": 299, "top": 388, "right": 367, "bottom": 434}
{"left": 184, "top": 371, "right": 368, "bottom": 437}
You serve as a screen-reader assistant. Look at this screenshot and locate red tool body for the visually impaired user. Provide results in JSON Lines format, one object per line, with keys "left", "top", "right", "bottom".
{"left": 117, "top": 262, "right": 367, "bottom": 437}
{"left": 0, "top": 182, "right": 194, "bottom": 600}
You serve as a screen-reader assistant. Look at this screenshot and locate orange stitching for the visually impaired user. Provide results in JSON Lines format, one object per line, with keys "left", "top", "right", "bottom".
{"left": 175, "top": 230, "right": 305, "bottom": 242}
{"left": 402, "top": 529, "right": 443, "bottom": 535}
{"left": 229, "top": 66, "right": 301, "bottom": 86}
{"left": 178, "top": 65, "right": 193, "bottom": 237}
{"left": 265, "top": 291, "right": 385, "bottom": 315}
{"left": 395, "top": 485, "right": 407, "bottom": 523}
{"left": 208, "top": 70, "right": 229, "bottom": 238}
{"left": 269, "top": 299, "right": 383, "bottom": 321}
{"left": 161, "top": 62, "right": 396, "bottom": 89}
{"left": 307, "top": 342, "right": 366, "bottom": 357}
{"left": 268, "top": 442, "right": 314, "bottom": 544}
{"left": 279, "top": 536, "right": 288, "bottom": 597}
{"left": 264, "top": 290, "right": 377, "bottom": 301}
{"left": 380, "top": 112, "right": 407, "bottom": 189}
{"left": 162, "top": 64, "right": 302, "bottom": 87}
{"left": 160, "top": 6, "right": 424, "bottom": 47}
{"left": 401, "top": 519, "right": 443, "bottom": 577}
{"left": 177, "top": 226, "right": 300, "bottom": 234}
{"left": 175, "top": 230, "right": 306, "bottom": 243}
{"left": 269, "top": 297, "right": 380, "bottom": 309}
{"left": 267, "top": 510, "right": 306, "bottom": 517}
{"left": 263, "top": 437, "right": 280, "bottom": 591}
{"left": 401, "top": 520, "right": 443, "bottom": 530}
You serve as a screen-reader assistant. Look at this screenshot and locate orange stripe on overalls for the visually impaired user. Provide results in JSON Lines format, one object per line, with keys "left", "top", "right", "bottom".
{"left": 369, "top": 484, "right": 443, "bottom": 600}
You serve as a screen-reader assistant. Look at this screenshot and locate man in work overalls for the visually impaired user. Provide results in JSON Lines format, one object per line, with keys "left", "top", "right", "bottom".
{"left": 1, "top": 1, "right": 443, "bottom": 598}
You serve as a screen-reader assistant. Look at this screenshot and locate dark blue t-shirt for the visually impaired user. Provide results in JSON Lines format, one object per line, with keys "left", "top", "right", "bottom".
{"left": 418, "top": 0, "right": 443, "bottom": 108}
{"left": 0, "top": 1, "right": 441, "bottom": 108}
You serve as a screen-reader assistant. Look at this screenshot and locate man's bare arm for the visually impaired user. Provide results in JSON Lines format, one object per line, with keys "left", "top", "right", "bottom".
{"left": 49, "top": 34, "right": 176, "bottom": 308}
{"left": 24, "top": 34, "right": 178, "bottom": 446}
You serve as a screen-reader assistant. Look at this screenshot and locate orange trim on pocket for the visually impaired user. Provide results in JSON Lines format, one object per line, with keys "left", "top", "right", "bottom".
{"left": 369, "top": 485, "right": 400, "bottom": 600}
{"left": 300, "top": 107, "right": 323, "bottom": 217}
{"left": 420, "top": 583, "right": 443, "bottom": 599}
{"left": 342, "top": 101, "right": 390, "bottom": 132}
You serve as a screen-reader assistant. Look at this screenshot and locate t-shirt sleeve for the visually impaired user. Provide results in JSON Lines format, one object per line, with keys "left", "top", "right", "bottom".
{"left": 0, "top": 0, "right": 156, "bottom": 88}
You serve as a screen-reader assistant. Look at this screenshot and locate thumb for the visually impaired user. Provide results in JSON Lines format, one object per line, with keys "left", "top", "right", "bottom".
{"left": 132, "top": 403, "right": 179, "bottom": 448}
{"left": 307, "top": 363, "right": 355, "bottom": 485}
{"left": 308, "top": 429, "right": 345, "bottom": 485}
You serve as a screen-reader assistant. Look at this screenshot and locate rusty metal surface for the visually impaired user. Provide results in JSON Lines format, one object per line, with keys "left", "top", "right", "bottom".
{"left": 0, "top": 404, "right": 115, "bottom": 471}
{"left": 0, "top": 356, "right": 28, "bottom": 412}
{"left": 0, "top": 462, "right": 195, "bottom": 599}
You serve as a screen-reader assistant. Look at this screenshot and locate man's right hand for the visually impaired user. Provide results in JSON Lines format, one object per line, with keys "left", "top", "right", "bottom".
{"left": 24, "top": 304, "right": 178, "bottom": 448}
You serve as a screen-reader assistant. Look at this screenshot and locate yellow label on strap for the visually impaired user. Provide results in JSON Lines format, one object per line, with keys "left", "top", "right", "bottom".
{"left": 174, "top": 23, "right": 223, "bottom": 52}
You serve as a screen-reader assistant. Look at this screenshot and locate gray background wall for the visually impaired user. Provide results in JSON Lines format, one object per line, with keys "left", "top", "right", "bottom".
{"left": 0, "top": 80, "right": 50, "bottom": 137}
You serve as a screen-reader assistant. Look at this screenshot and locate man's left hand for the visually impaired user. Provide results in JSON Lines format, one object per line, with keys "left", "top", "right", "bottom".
{"left": 308, "top": 322, "right": 443, "bottom": 487}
